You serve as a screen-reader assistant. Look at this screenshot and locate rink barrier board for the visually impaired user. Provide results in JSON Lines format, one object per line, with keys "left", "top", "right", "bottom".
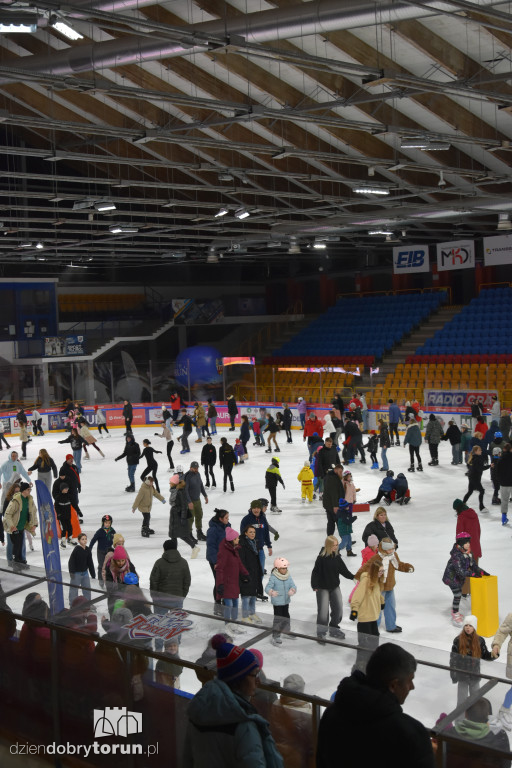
{"left": 0, "top": 402, "right": 491, "bottom": 434}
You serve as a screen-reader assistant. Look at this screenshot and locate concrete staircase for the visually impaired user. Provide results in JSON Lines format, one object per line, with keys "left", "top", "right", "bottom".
{"left": 361, "top": 304, "right": 462, "bottom": 387}
{"left": 259, "top": 316, "right": 316, "bottom": 359}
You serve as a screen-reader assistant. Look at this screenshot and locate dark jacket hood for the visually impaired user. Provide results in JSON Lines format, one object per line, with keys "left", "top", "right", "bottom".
{"left": 334, "top": 671, "right": 402, "bottom": 721}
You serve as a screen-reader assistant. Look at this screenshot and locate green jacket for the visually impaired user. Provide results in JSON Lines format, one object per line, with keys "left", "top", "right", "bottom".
{"left": 149, "top": 549, "right": 191, "bottom": 599}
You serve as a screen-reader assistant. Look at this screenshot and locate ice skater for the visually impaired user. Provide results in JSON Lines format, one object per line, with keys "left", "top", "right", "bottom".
{"left": 442, "top": 531, "right": 488, "bottom": 627}
{"left": 140, "top": 439, "right": 162, "bottom": 493}
{"left": 462, "top": 446, "right": 490, "bottom": 513}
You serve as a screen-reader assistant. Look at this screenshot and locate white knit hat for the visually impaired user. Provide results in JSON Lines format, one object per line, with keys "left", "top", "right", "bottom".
{"left": 304, "top": 460, "right": 310, "bottom": 467}
{"left": 463, "top": 615, "right": 477, "bottom": 631}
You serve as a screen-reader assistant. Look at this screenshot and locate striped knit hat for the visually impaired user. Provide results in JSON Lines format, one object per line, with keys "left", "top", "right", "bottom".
{"left": 211, "top": 634, "right": 258, "bottom": 683}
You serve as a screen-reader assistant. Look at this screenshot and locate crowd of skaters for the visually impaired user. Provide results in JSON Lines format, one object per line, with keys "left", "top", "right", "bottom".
{"left": 1, "top": 392, "right": 512, "bottom": 766}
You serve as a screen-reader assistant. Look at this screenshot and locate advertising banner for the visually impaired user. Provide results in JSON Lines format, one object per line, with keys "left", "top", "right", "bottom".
{"left": 483, "top": 234, "right": 512, "bottom": 266}
{"left": 424, "top": 389, "right": 498, "bottom": 411}
{"left": 106, "top": 408, "right": 146, "bottom": 429}
{"left": 65, "top": 335, "right": 86, "bottom": 355}
{"left": 35, "top": 479, "right": 64, "bottom": 616}
{"left": 436, "top": 240, "right": 475, "bottom": 271}
{"left": 392, "top": 245, "right": 430, "bottom": 274}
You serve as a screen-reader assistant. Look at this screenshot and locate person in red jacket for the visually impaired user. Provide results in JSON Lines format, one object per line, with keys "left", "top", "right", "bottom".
{"left": 453, "top": 498, "right": 481, "bottom": 563}
{"left": 215, "top": 528, "right": 249, "bottom": 634}
{"left": 303, "top": 413, "right": 324, "bottom": 454}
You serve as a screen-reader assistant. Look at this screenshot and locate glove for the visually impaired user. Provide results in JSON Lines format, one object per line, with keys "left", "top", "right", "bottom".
{"left": 288, "top": 587, "right": 296, "bottom": 596}
{"left": 349, "top": 610, "right": 358, "bottom": 622}
{"left": 274, "top": 531, "right": 280, "bottom": 542}
{"left": 161, "top": 499, "right": 166, "bottom": 504}
{"left": 217, "top": 584, "right": 224, "bottom": 596}
{"left": 350, "top": 515, "right": 358, "bottom": 524}
{"left": 269, "top": 589, "right": 279, "bottom": 597}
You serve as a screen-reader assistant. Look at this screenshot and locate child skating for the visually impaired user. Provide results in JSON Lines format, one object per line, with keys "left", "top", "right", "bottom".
{"left": 442, "top": 531, "right": 489, "bottom": 627}
{"left": 265, "top": 457, "right": 285, "bottom": 514}
{"left": 450, "top": 614, "right": 493, "bottom": 710}
{"left": 336, "top": 498, "right": 357, "bottom": 557}
{"left": 297, "top": 460, "right": 314, "bottom": 503}
{"left": 265, "top": 556, "right": 297, "bottom": 646}
{"left": 463, "top": 446, "right": 490, "bottom": 513}
{"left": 366, "top": 431, "right": 379, "bottom": 469}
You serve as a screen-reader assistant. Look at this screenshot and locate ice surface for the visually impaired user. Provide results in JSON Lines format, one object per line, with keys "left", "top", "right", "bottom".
{"left": 6, "top": 425, "right": 512, "bottom": 732}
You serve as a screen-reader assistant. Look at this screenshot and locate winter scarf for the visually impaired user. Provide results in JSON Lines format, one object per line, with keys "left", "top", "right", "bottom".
{"left": 246, "top": 537, "right": 258, "bottom": 556}
{"left": 273, "top": 568, "right": 290, "bottom": 581}
{"left": 380, "top": 551, "right": 398, "bottom": 581}
{"left": 109, "top": 558, "right": 131, "bottom": 583}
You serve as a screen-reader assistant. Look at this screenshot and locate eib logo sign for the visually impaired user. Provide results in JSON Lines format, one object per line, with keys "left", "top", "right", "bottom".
{"left": 393, "top": 245, "right": 429, "bottom": 273}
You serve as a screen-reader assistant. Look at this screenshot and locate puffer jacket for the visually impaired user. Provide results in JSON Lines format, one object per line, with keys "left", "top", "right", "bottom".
{"left": 265, "top": 568, "right": 296, "bottom": 606}
{"left": 492, "top": 613, "right": 512, "bottom": 678}
{"left": 183, "top": 678, "right": 284, "bottom": 768}
{"left": 194, "top": 405, "right": 207, "bottom": 428}
{"left": 425, "top": 418, "right": 444, "bottom": 444}
{"left": 132, "top": 481, "right": 165, "bottom": 514}
{"left": 149, "top": 549, "right": 191, "bottom": 598}
{"left": 442, "top": 544, "right": 486, "bottom": 590}
{"left": 206, "top": 516, "right": 231, "bottom": 564}
{"left": 379, "top": 423, "right": 391, "bottom": 449}
{"left": 303, "top": 418, "right": 323, "bottom": 439}
{"left": 168, "top": 484, "right": 191, "bottom": 539}
{"left": 450, "top": 633, "right": 492, "bottom": 683}
{"left": 404, "top": 422, "right": 422, "bottom": 447}
{"left": 239, "top": 535, "right": 263, "bottom": 598}
{"left": 4, "top": 492, "right": 38, "bottom": 532}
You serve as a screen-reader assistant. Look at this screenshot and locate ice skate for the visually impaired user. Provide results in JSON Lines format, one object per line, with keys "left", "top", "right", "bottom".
{"left": 196, "top": 530, "right": 207, "bottom": 542}
{"left": 270, "top": 505, "right": 282, "bottom": 514}
{"left": 251, "top": 614, "right": 263, "bottom": 624}
{"left": 241, "top": 616, "right": 254, "bottom": 624}
{"left": 451, "top": 611, "right": 464, "bottom": 627}
{"left": 125, "top": 484, "right": 135, "bottom": 492}
{"left": 301, "top": 498, "right": 305, "bottom": 503}
{"left": 60, "top": 539, "right": 66, "bottom": 548}
{"left": 346, "top": 549, "right": 357, "bottom": 557}
{"left": 492, "top": 497, "right": 501, "bottom": 505}
{"left": 265, "top": 448, "right": 272, "bottom": 453}
{"left": 225, "top": 622, "right": 246, "bottom": 635}
{"left": 408, "top": 466, "right": 415, "bottom": 472}
{"left": 67, "top": 538, "right": 77, "bottom": 546}
{"left": 499, "top": 707, "right": 512, "bottom": 731}
{"left": 502, "top": 516, "right": 509, "bottom": 526}
{"left": 480, "top": 507, "right": 489, "bottom": 513}
{"left": 271, "top": 636, "right": 282, "bottom": 646}
{"left": 99, "top": 450, "right": 105, "bottom": 458}
{"left": 84, "top": 454, "right": 90, "bottom": 460}
{"left": 371, "top": 461, "right": 379, "bottom": 469}
{"left": 190, "top": 546, "right": 200, "bottom": 559}
{"left": 141, "top": 527, "right": 151, "bottom": 538}
{"left": 274, "top": 446, "right": 280, "bottom": 452}
{"left": 329, "top": 627, "right": 346, "bottom": 639}
{"left": 417, "top": 464, "right": 423, "bottom": 471}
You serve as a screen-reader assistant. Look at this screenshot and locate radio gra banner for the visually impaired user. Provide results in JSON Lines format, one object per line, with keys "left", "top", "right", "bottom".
{"left": 392, "top": 245, "right": 430, "bottom": 274}
{"left": 483, "top": 234, "right": 512, "bottom": 266}
{"left": 436, "top": 240, "right": 475, "bottom": 271}
{"left": 425, "top": 389, "right": 498, "bottom": 410}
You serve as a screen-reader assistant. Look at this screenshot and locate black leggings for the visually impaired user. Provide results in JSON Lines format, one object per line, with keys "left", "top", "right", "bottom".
{"left": 408, "top": 445, "right": 421, "bottom": 466}
{"left": 269, "top": 486, "right": 277, "bottom": 506}
{"left": 124, "top": 417, "right": 132, "bottom": 433}
{"left": 141, "top": 463, "right": 160, "bottom": 492}
{"left": 389, "top": 423, "right": 399, "bottom": 442}
{"left": 209, "top": 561, "right": 221, "bottom": 604}
{"left": 58, "top": 511, "right": 73, "bottom": 539}
{"left": 428, "top": 443, "right": 439, "bottom": 460}
{"left": 204, "top": 465, "right": 216, "bottom": 486}
{"left": 223, "top": 468, "right": 234, "bottom": 491}
{"left": 98, "top": 424, "right": 109, "bottom": 435}
{"left": 463, "top": 479, "right": 485, "bottom": 511}
{"left": 166, "top": 440, "right": 174, "bottom": 469}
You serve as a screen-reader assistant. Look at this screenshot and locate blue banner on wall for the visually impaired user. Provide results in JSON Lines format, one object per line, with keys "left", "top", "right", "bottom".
{"left": 35, "top": 479, "right": 64, "bottom": 616}
{"left": 65, "top": 335, "right": 86, "bottom": 355}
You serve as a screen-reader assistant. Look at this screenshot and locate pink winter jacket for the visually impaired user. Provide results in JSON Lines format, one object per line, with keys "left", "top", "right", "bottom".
{"left": 343, "top": 480, "right": 357, "bottom": 504}
{"left": 361, "top": 546, "right": 377, "bottom": 565}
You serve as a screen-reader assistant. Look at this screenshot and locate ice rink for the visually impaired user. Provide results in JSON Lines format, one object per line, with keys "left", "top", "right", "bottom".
{"left": 5, "top": 421, "right": 512, "bottom": 730}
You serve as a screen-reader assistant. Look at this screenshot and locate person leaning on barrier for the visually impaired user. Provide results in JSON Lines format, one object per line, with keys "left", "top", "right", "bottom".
{"left": 317, "top": 643, "right": 435, "bottom": 768}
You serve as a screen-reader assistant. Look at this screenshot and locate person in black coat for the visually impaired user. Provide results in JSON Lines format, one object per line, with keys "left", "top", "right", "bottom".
{"left": 498, "top": 443, "right": 512, "bottom": 522}
{"left": 462, "top": 446, "right": 490, "bottom": 513}
{"left": 227, "top": 395, "right": 238, "bottom": 431}
{"left": 115, "top": 434, "right": 141, "bottom": 492}
{"left": 175, "top": 409, "right": 193, "bottom": 453}
{"left": 311, "top": 535, "right": 354, "bottom": 640}
{"left": 442, "top": 420, "right": 463, "bottom": 465}
{"left": 200, "top": 437, "right": 217, "bottom": 488}
{"left": 68, "top": 533, "right": 96, "bottom": 604}
{"left": 316, "top": 437, "right": 341, "bottom": 478}
{"left": 362, "top": 508, "right": 398, "bottom": 548}
{"left": 219, "top": 437, "right": 236, "bottom": 492}
{"left": 317, "top": 644, "right": 435, "bottom": 768}
{"left": 122, "top": 400, "right": 133, "bottom": 435}
{"left": 282, "top": 404, "right": 293, "bottom": 443}
{"left": 59, "top": 457, "right": 82, "bottom": 519}
{"left": 238, "top": 526, "right": 263, "bottom": 622}
{"left": 344, "top": 417, "right": 364, "bottom": 463}
{"left": 323, "top": 465, "right": 345, "bottom": 536}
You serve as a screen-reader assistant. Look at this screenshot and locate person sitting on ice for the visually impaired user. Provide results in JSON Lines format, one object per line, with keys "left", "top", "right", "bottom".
{"left": 390, "top": 473, "right": 410, "bottom": 505}
{"left": 368, "top": 470, "right": 395, "bottom": 505}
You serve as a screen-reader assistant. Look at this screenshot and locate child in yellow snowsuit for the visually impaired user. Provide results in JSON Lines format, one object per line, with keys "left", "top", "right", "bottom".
{"left": 297, "top": 461, "right": 314, "bottom": 503}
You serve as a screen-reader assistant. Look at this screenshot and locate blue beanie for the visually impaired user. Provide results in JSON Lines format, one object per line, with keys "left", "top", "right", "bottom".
{"left": 211, "top": 634, "right": 258, "bottom": 683}
{"left": 338, "top": 498, "right": 349, "bottom": 507}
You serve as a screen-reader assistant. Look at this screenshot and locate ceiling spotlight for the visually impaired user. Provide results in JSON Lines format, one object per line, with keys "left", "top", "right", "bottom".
{"left": 109, "top": 224, "right": 138, "bottom": 234}
{"left": 218, "top": 173, "right": 234, "bottom": 182}
{"left": 95, "top": 201, "right": 116, "bottom": 212}
{"left": 368, "top": 166, "right": 375, "bottom": 177}
{"left": 438, "top": 171, "right": 446, "bottom": 188}
{"left": 288, "top": 236, "right": 301, "bottom": 254}
{"left": 35, "top": 242, "right": 44, "bottom": 249}
{"left": 234, "top": 209, "right": 250, "bottom": 220}
{"left": 36, "top": 257, "right": 46, "bottom": 261}
{"left": 354, "top": 187, "right": 390, "bottom": 196}
{"left": 401, "top": 139, "right": 450, "bottom": 150}
{"left": 313, "top": 242, "right": 327, "bottom": 249}
{"left": 51, "top": 19, "right": 83, "bottom": 40}
{"left": 19, "top": 242, "right": 33, "bottom": 248}
{"left": 207, "top": 247, "right": 219, "bottom": 263}
{"left": 214, "top": 208, "right": 228, "bottom": 218}
{"left": 368, "top": 230, "right": 393, "bottom": 236}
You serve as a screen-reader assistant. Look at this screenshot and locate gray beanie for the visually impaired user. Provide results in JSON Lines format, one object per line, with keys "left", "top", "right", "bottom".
{"left": 283, "top": 673, "right": 305, "bottom": 693}
{"left": 111, "top": 606, "right": 133, "bottom": 626}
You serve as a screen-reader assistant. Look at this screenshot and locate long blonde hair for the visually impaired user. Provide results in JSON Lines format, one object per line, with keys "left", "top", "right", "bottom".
{"left": 320, "top": 535, "right": 338, "bottom": 556}
{"left": 39, "top": 449, "right": 51, "bottom": 469}
{"left": 468, "top": 446, "right": 481, "bottom": 465}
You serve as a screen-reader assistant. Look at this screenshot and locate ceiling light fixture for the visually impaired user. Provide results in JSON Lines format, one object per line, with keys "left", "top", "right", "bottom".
{"left": 109, "top": 225, "right": 138, "bottom": 234}
{"left": 401, "top": 139, "right": 450, "bottom": 150}
{"left": 368, "top": 229, "right": 393, "bottom": 236}
{"left": 218, "top": 173, "right": 234, "bottom": 182}
{"left": 354, "top": 187, "right": 390, "bottom": 196}
{"left": 51, "top": 19, "right": 83, "bottom": 40}
{"left": 214, "top": 207, "right": 228, "bottom": 218}
{"left": 95, "top": 201, "right": 116, "bottom": 212}
{"left": 234, "top": 209, "right": 250, "bottom": 219}
{"left": 498, "top": 213, "right": 512, "bottom": 231}
{"left": 313, "top": 242, "right": 327, "bottom": 249}
{"left": 438, "top": 171, "right": 446, "bottom": 188}
{"left": 35, "top": 242, "right": 44, "bottom": 249}
{"left": 19, "top": 242, "right": 33, "bottom": 248}
{"left": 0, "top": 12, "right": 38, "bottom": 33}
